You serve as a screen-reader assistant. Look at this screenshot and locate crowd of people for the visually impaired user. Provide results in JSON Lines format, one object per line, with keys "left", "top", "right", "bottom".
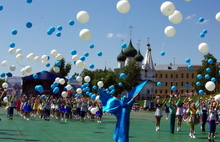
{"left": 2, "top": 91, "right": 105, "bottom": 123}
{"left": 154, "top": 95, "right": 220, "bottom": 141}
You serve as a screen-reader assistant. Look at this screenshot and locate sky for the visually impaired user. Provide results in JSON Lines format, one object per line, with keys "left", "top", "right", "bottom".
{"left": 0, "top": 0, "right": 220, "bottom": 78}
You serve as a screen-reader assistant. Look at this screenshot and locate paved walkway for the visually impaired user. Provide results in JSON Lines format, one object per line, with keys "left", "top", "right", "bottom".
{"left": 0, "top": 108, "right": 219, "bottom": 142}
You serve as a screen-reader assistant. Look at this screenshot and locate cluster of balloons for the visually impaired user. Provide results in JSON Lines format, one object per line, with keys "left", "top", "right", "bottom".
{"left": 35, "top": 85, "right": 44, "bottom": 93}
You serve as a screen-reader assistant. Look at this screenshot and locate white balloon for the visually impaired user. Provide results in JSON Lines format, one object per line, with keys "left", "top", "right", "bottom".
{"left": 79, "top": 29, "right": 92, "bottom": 41}
{"left": 214, "top": 94, "right": 220, "bottom": 101}
{"left": 25, "top": 66, "right": 32, "bottom": 73}
{"left": 72, "top": 55, "right": 79, "bottom": 61}
{"left": 84, "top": 76, "right": 91, "bottom": 82}
{"left": 76, "top": 60, "right": 83, "bottom": 68}
{"left": 81, "top": 62, "right": 86, "bottom": 69}
{"left": 21, "top": 68, "right": 26, "bottom": 75}
{"left": 198, "top": 43, "right": 209, "bottom": 53}
{"left": 55, "top": 54, "right": 62, "bottom": 60}
{"left": 55, "top": 77, "right": 60, "bottom": 83}
{"left": 27, "top": 53, "right": 35, "bottom": 61}
{"left": 16, "top": 49, "right": 22, "bottom": 54}
{"left": 66, "top": 84, "right": 72, "bottom": 90}
{"left": 160, "top": 1, "right": 175, "bottom": 16}
{"left": 53, "top": 67, "right": 60, "bottom": 73}
{"left": 16, "top": 54, "right": 23, "bottom": 61}
{"left": 59, "top": 78, "right": 65, "bottom": 85}
{"left": 51, "top": 49, "right": 58, "bottom": 57}
{"left": 2, "top": 82, "right": 8, "bottom": 88}
{"left": 8, "top": 48, "right": 15, "bottom": 54}
{"left": 90, "top": 107, "right": 99, "bottom": 114}
{"left": 34, "top": 56, "right": 40, "bottom": 62}
{"left": 205, "top": 81, "right": 216, "bottom": 91}
{"left": 95, "top": 95, "right": 101, "bottom": 103}
{"left": 41, "top": 60, "right": 48, "bottom": 65}
{"left": 116, "top": 0, "right": 130, "bottom": 14}
{"left": 76, "top": 88, "right": 82, "bottom": 94}
{"left": 76, "top": 76, "right": 82, "bottom": 82}
{"left": 77, "top": 11, "right": 90, "bottom": 24}
{"left": 168, "top": 10, "right": 182, "bottom": 24}
{"left": 3, "top": 97, "right": 8, "bottom": 102}
{"left": 97, "top": 81, "right": 104, "bottom": 87}
{"left": 61, "top": 91, "right": 67, "bottom": 98}
{"left": 2, "top": 60, "right": 8, "bottom": 67}
{"left": 10, "top": 65, "right": 16, "bottom": 71}
{"left": 164, "top": 26, "right": 176, "bottom": 37}
{"left": 215, "top": 12, "right": 220, "bottom": 22}
{"left": 184, "top": 0, "right": 191, "bottom": 2}
{"left": 41, "top": 55, "right": 48, "bottom": 61}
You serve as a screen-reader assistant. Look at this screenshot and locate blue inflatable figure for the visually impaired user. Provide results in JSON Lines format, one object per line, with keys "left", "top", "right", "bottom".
{"left": 98, "top": 80, "right": 148, "bottom": 142}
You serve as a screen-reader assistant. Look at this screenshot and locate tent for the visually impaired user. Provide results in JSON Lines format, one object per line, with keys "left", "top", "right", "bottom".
{"left": 22, "top": 71, "right": 66, "bottom": 96}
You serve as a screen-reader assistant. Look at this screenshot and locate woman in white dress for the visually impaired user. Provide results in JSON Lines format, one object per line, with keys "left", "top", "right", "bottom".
{"left": 155, "top": 98, "right": 165, "bottom": 131}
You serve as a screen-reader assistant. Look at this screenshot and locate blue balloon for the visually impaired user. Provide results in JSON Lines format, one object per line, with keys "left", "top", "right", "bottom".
{"left": 203, "top": 29, "right": 208, "bottom": 34}
{"left": 33, "top": 74, "right": 38, "bottom": 79}
{"left": 188, "top": 64, "right": 193, "bottom": 69}
{"left": 110, "top": 89, "right": 116, "bottom": 94}
{"left": 46, "top": 63, "right": 50, "bottom": 67}
{"left": 0, "top": 5, "right": 3, "bottom": 11}
{"left": 26, "top": 22, "right": 32, "bottom": 28}
{"left": 71, "top": 50, "right": 77, "bottom": 55}
{"left": 41, "top": 70, "right": 46, "bottom": 74}
{"left": 89, "top": 64, "right": 94, "bottom": 69}
{"left": 205, "top": 74, "right": 210, "bottom": 79}
{"left": 200, "top": 33, "right": 205, "bottom": 38}
{"left": 121, "top": 43, "right": 127, "bottom": 49}
{"left": 93, "top": 86, "right": 97, "bottom": 89}
{"left": 47, "top": 30, "right": 52, "bottom": 35}
{"left": 219, "top": 70, "right": 220, "bottom": 74}
{"left": 41, "top": 94, "right": 46, "bottom": 99}
{"left": 11, "top": 29, "right": 17, "bottom": 35}
{"left": 26, "top": 0, "right": 32, "bottom": 3}
{"left": 118, "top": 82, "right": 123, "bottom": 86}
{"left": 97, "top": 52, "right": 102, "bottom": 56}
{"left": 6, "top": 72, "right": 12, "bottom": 77}
{"left": 89, "top": 44, "right": 94, "bottom": 49}
{"left": 80, "top": 56, "right": 85, "bottom": 61}
{"left": 199, "top": 17, "right": 204, "bottom": 22}
{"left": 171, "top": 86, "right": 176, "bottom": 91}
{"left": 69, "top": 77, "right": 73, "bottom": 81}
{"left": 208, "top": 59, "right": 213, "bottom": 64}
{"left": 185, "top": 84, "right": 190, "bottom": 89}
{"left": 53, "top": 82, "right": 59, "bottom": 87}
{"left": 56, "top": 61, "right": 61, "bottom": 66}
{"left": 197, "top": 74, "right": 202, "bottom": 79}
{"left": 196, "top": 82, "right": 201, "bottom": 86}
{"left": 56, "top": 32, "right": 61, "bottom": 37}
{"left": 160, "top": 51, "right": 165, "bottom": 56}
{"left": 9, "top": 42, "right": 15, "bottom": 48}
{"left": 185, "top": 58, "right": 191, "bottom": 63}
{"left": 157, "top": 82, "right": 162, "bottom": 87}
{"left": 0, "top": 73, "right": 5, "bottom": 78}
{"left": 211, "top": 77, "right": 216, "bottom": 82}
{"left": 69, "top": 20, "right": 74, "bottom": 26}
{"left": 53, "top": 87, "right": 59, "bottom": 94}
{"left": 198, "top": 90, "right": 204, "bottom": 95}
{"left": 49, "top": 27, "right": 55, "bottom": 33}
{"left": 50, "top": 84, "right": 55, "bottom": 89}
{"left": 86, "top": 91, "right": 90, "bottom": 95}
{"left": 73, "top": 61, "right": 76, "bottom": 65}
{"left": 120, "top": 73, "right": 126, "bottom": 79}
{"left": 206, "top": 68, "right": 211, "bottom": 72}
{"left": 91, "top": 94, "right": 96, "bottom": 100}
{"left": 57, "top": 26, "right": 63, "bottom": 31}
{"left": 84, "top": 52, "right": 89, "bottom": 57}
{"left": 47, "top": 56, "right": 50, "bottom": 60}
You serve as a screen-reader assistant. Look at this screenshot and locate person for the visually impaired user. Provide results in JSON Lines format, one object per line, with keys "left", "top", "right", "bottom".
{"left": 96, "top": 103, "right": 103, "bottom": 123}
{"left": 80, "top": 101, "right": 87, "bottom": 122}
{"left": 168, "top": 95, "right": 180, "bottom": 134}
{"left": 44, "top": 98, "right": 51, "bottom": 121}
{"left": 185, "top": 99, "right": 200, "bottom": 138}
{"left": 201, "top": 101, "right": 208, "bottom": 132}
{"left": 76, "top": 98, "right": 82, "bottom": 120}
{"left": 8, "top": 95, "right": 17, "bottom": 120}
{"left": 155, "top": 97, "right": 165, "bottom": 131}
{"left": 0, "top": 88, "right": 7, "bottom": 120}
{"left": 207, "top": 101, "right": 219, "bottom": 141}
{"left": 176, "top": 97, "right": 186, "bottom": 131}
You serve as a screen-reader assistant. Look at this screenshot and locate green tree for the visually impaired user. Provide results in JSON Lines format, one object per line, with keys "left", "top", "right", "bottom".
{"left": 194, "top": 53, "right": 219, "bottom": 93}
{"left": 50, "top": 58, "right": 72, "bottom": 77}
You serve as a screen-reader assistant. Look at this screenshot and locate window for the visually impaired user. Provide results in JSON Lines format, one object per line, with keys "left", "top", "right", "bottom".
{"left": 181, "top": 90, "right": 183, "bottom": 93}
{"left": 165, "top": 82, "right": 168, "bottom": 86}
{"left": 155, "top": 74, "right": 157, "bottom": 78}
{"left": 176, "top": 81, "right": 178, "bottom": 86}
{"left": 165, "top": 74, "right": 168, "bottom": 78}
{"left": 176, "top": 74, "right": 178, "bottom": 78}
{"left": 171, "top": 74, "right": 173, "bottom": 78}
{"left": 151, "top": 88, "right": 153, "bottom": 93}
{"left": 147, "top": 89, "right": 150, "bottom": 94}
{"left": 181, "top": 73, "right": 184, "bottom": 78}
{"left": 186, "top": 81, "right": 189, "bottom": 84}
{"left": 186, "top": 73, "right": 189, "bottom": 78}
{"left": 160, "top": 74, "right": 163, "bottom": 78}
{"left": 192, "top": 73, "right": 194, "bottom": 78}
{"left": 160, "top": 90, "right": 162, "bottom": 94}
{"left": 170, "top": 81, "right": 173, "bottom": 86}
{"left": 181, "top": 81, "right": 184, "bottom": 86}
{"left": 165, "top": 90, "right": 168, "bottom": 94}
{"left": 155, "top": 89, "right": 157, "bottom": 94}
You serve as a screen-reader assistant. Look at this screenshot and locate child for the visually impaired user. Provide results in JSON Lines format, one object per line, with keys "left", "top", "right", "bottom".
{"left": 155, "top": 97, "right": 165, "bottom": 131}
{"left": 96, "top": 103, "right": 103, "bottom": 123}
{"left": 23, "top": 99, "right": 33, "bottom": 120}
{"left": 207, "top": 101, "right": 218, "bottom": 141}
{"left": 44, "top": 98, "right": 51, "bottom": 121}
{"left": 80, "top": 102, "right": 87, "bottom": 122}
{"left": 8, "top": 96, "right": 17, "bottom": 120}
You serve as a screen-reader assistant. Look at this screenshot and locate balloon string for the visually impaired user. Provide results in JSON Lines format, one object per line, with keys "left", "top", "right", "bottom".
{"left": 16, "top": 61, "right": 27, "bottom": 67}
{"left": 161, "top": 36, "right": 167, "bottom": 51}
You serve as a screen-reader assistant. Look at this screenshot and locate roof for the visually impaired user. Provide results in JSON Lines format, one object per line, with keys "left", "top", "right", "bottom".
{"left": 134, "top": 49, "right": 144, "bottom": 62}
{"left": 123, "top": 40, "right": 137, "bottom": 57}
{"left": 22, "top": 71, "right": 65, "bottom": 80}
{"left": 154, "top": 64, "right": 202, "bottom": 71}
{"left": 117, "top": 49, "right": 126, "bottom": 61}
